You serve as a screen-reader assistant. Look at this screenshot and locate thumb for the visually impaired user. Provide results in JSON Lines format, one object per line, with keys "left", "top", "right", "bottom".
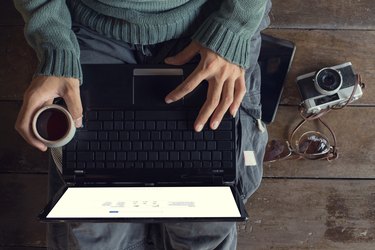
{"left": 62, "top": 82, "right": 83, "bottom": 128}
{"left": 165, "top": 41, "right": 200, "bottom": 65}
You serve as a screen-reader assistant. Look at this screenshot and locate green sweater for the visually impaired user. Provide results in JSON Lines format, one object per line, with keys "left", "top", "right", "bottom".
{"left": 14, "top": 0, "right": 268, "bottom": 83}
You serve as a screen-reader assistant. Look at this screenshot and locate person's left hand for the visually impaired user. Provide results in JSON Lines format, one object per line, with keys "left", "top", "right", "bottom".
{"left": 164, "top": 40, "right": 246, "bottom": 132}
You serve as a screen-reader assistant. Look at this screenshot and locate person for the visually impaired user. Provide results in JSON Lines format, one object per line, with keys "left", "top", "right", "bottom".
{"left": 14, "top": 0, "right": 271, "bottom": 249}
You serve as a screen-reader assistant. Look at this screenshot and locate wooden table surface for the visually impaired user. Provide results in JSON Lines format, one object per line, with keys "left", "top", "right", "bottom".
{"left": 0, "top": 0, "right": 374, "bottom": 249}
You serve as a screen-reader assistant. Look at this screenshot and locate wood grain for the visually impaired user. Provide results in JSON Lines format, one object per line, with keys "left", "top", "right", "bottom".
{"left": 238, "top": 179, "right": 375, "bottom": 250}
{"left": 263, "top": 106, "right": 375, "bottom": 178}
{"left": 0, "top": 26, "right": 36, "bottom": 100}
{"left": 0, "top": 174, "right": 47, "bottom": 248}
{"left": 270, "top": 0, "right": 375, "bottom": 30}
{"left": 0, "top": 101, "right": 48, "bottom": 173}
{"left": 263, "top": 29, "right": 375, "bottom": 106}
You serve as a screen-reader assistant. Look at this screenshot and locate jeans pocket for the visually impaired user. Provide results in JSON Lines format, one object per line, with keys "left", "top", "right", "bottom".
{"left": 236, "top": 107, "right": 268, "bottom": 201}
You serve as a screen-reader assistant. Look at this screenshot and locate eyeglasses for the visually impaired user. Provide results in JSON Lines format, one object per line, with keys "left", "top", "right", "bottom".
{"left": 264, "top": 118, "right": 338, "bottom": 163}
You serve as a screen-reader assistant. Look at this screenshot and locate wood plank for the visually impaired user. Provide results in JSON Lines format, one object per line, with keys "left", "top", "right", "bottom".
{"left": 0, "top": 101, "right": 48, "bottom": 173}
{"left": 0, "top": 1, "right": 24, "bottom": 26}
{"left": 263, "top": 29, "right": 375, "bottom": 106}
{"left": 269, "top": 0, "right": 375, "bottom": 30}
{"left": 0, "top": 26, "right": 36, "bottom": 100}
{"left": 0, "top": 174, "right": 47, "bottom": 247}
{"left": 238, "top": 179, "right": 375, "bottom": 249}
{"left": 263, "top": 106, "right": 375, "bottom": 178}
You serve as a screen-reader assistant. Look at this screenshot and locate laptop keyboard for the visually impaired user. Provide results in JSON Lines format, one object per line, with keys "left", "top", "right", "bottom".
{"left": 64, "top": 110, "right": 235, "bottom": 170}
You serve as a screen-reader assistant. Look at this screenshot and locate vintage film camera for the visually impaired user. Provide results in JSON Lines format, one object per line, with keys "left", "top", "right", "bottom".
{"left": 296, "top": 62, "right": 363, "bottom": 114}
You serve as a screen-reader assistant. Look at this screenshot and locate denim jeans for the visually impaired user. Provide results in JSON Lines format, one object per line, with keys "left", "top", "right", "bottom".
{"left": 47, "top": 1, "right": 271, "bottom": 249}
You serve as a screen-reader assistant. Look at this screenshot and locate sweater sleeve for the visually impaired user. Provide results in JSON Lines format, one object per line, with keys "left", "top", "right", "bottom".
{"left": 14, "top": 0, "right": 82, "bottom": 82}
{"left": 192, "top": 0, "right": 268, "bottom": 68}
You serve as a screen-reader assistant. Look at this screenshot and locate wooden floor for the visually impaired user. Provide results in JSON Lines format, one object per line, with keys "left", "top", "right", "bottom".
{"left": 1, "top": 0, "right": 374, "bottom": 249}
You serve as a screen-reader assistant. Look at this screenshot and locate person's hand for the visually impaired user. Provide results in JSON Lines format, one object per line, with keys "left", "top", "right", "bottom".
{"left": 164, "top": 41, "right": 246, "bottom": 132}
{"left": 15, "top": 76, "right": 83, "bottom": 151}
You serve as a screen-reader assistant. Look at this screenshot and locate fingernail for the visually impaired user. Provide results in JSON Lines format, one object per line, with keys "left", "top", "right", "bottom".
{"left": 74, "top": 116, "right": 83, "bottom": 128}
{"left": 196, "top": 124, "right": 204, "bottom": 132}
{"left": 212, "top": 121, "right": 219, "bottom": 130}
{"left": 165, "top": 57, "right": 173, "bottom": 63}
{"left": 165, "top": 99, "right": 174, "bottom": 104}
{"left": 232, "top": 110, "right": 237, "bottom": 118}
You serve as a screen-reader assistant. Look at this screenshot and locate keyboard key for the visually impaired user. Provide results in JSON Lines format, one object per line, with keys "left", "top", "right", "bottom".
{"left": 167, "top": 121, "right": 177, "bottom": 130}
{"left": 135, "top": 162, "right": 143, "bottom": 168}
{"left": 196, "top": 141, "right": 206, "bottom": 150}
{"left": 180, "top": 151, "right": 190, "bottom": 161}
{"left": 66, "top": 140, "right": 77, "bottom": 151}
{"left": 204, "top": 131, "right": 214, "bottom": 140}
{"left": 101, "top": 141, "right": 110, "bottom": 151}
{"left": 106, "top": 152, "right": 116, "bottom": 161}
{"left": 172, "top": 131, "right": 183, "bottom": 140}
{"left": 130, "top": 131, "right": 139, "bottom": 140}
{"left": 95, "top": 162, "right": 105, "bottom": 168}
{"left": 98, "top": 111, "right": 113, "bottom": 120}
{"left": 95, "top": 152, "right": 105, "bottom": 161}
{"left": 156, "top": 121, "right": 166, "bottom": 130}
{"left": 143, "top": 141, "right": 153, "bottom": 150}
{"left": 159, "top": 152, "right": 168, "bottom": 161}
{"left": 138, "top": 152, "right": 148, "bottom": 161}
{"left": 111, "top": 141, "right": 121, "bottom": 151}
{"left": 77, "top": 131, "right": 97, "bottom": 140}
{"left": 77, "top": 162, "right": 85, "bottom": 169}
{"left": 202, "top": 151, "right": 211, "bottom": 161}
{"left": 135, "top": 121, "right": 145, "bottom": 130}
{"left": 149, "top": 152, "right": 158, "bottom": 161}
{"left": 119, "top": 131, "right": 129, "bottom": 140}
{"left": 191, "top": 151, "right": 200, "bottom": 160}
{"left": 106, "top": 162, "right": 115, "bottom": 168}
{"left": 128, "top": 152, "right": 137, "bottom": 161}
{"left": 77, "top": 141, "right": 89, "bottom": 151}
{"left": 213, "top": 161, "right": 222, "bottom": 168}
{"left": 87, "top": 111, "right": 97, "bottom": 120}
{"left": 203, "top": 161, "right": 212, "bottom": 168}
{"left": 220, "top": 121, "right": 232, "bottom": 130}
{"left": 108, "top": 131, "right": 119, "bottom": 141}
{"left": 114, "top": 111, "right": 124, "bottom": 120}
{"left": 186, "top": 141, "right": 195, "bottom": 150}
{"left": 164, "top": 162, "right": 173, "bottom": 168}
{"left": 117, "top": 152, "right": 126, "bottom": 161}
{"left": 154, "top": 141, "right": 163, "bottom": 150}
{"left": 207, "top": 141, "right": 216, "bottom": 150}
{"left": 151, "top": 131, "right": 161, "bottom": 140}
{"left": 162, "top": 131, "right": 172, "bottom": 140}
{"left": 114, "top": 121, "right": 124, "bottom": 130}
{"left": 146, "top": 121, "right": 156, "bottom": 130}
{"left": 125, "top": 111, "right": 134, "bottom": 120}
{"left": 133, "top": 142, "right": 142, "bottom": 150}
{"left": 145, "top": 162, "right": 154, "bottom": 168}
{"left": 125, "top": 162, "right": 134, "bottom": 168}
{"left": 170, "top": 152, "right": 179, "bottom": 161}
{"left": 183, "top": 131, "right": 193, "bottom": 140}
{"left": 173, "top": 162, "right": 183, "bottom": 168}
{"left": 77, "top": 152, "right": 94, "bottom": 161}
{"left": 212, "top": 151, "right": 222, "bottom": 161}
{"left": 116, "top": 162, "right": 125, "bottom": 168}
{"left": 175, "top": 141, "right": 185, "bottom": 150}
{"left": 165, "top": 141, "right": 174, "bottom": 151}
{"left": 103, "top": 121, "right": 114, "bottom": 130}
{"left": 125, "top": 121, "right": 134, "bottom": 130}
{"left": 222, "top": 161, "right": 233, "bottom": 168}
{"left": 86, "top": 162, "right": 95, "bottom": 169}
{"left": 215, "top": 131, "right": 232, "bottom": 140}
{"left": 140, "top": 131, "right": 150, "bottom": 140}
{"left": 218, "top": 141, "right": 233, "bottom": 150}
{"left": 66, "top": 152, "right": 76, "bottom": 161}
{"left": 223, "top": 151, "right": 233, "bottom": 161}
{"left": 87, "top": 121, "right": 102, "bottom": 130}
{"left": 122, "top": 141, "right": 131, "bottom": 151}
{"left": 193, "top": 132, "right": 203, "bottom": 140}
{"left": 90, "top": 141, "right": 100, "bottom": 151}
{"left": 177, "top": 121, "right": 188, "bottom": 130}
{"left": 155, "top": 162, "right": 164, "bottom": 168}
{"left": 184, "top": 162, "right": 193, "bottom": 168}
{"left": 193, "top": 161, "right": 202, "bottom": 168}
{"left": 98, "top": 131, "right": 108, "bottom": 140}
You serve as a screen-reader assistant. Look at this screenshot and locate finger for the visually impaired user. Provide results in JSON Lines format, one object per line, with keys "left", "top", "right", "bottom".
{"left": 62, "top": 83, "right": 83, "bottom": 128}
{"left": 164, "top": 41, "right": 200, "bottom": 66}
{"left": 229, "top": 76, "right": 247, "bottom": 117}
{"left": 210, "top": 79, "right": 235, "bottom": 129}
{"left": 15, "top": 97, "right": 48, "bottom": 151}
{"left": 194, "top": 79, "right": 224, "bottom": 132}
{"left": 165, "top": 64, "right": 208, "bottom": 103}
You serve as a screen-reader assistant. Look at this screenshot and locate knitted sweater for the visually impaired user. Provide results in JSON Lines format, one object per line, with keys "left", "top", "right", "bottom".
{"left": 14, "top": 0, "right": 268, "bottom": 82}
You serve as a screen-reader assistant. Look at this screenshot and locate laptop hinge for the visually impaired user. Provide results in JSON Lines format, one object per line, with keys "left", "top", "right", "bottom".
{"left": 74, "top": 170, "right": 86, "bottom": 186}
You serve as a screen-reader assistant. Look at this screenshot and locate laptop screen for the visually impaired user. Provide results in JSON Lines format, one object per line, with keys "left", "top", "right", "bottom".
{"left": 46, "top": 186, "right": 241, "bottom": 219}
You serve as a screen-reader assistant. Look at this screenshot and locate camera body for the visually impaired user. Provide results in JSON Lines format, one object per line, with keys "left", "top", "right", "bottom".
{"left": 296, "top": 62, "right": 363, "bottom": 114}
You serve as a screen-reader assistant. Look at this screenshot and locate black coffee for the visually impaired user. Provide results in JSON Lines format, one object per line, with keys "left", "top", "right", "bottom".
{"left": 36, "top": 108, "right": 69, "bottom": 141}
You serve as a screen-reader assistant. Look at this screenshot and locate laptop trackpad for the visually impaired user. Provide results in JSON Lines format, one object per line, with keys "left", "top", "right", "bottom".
{"left": 133, "top": 69, "right": 184, "bottom": 107}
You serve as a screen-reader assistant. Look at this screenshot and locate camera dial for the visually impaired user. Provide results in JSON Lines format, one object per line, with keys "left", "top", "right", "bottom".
{"left": 314, "top": 68, "right": 343, "bottom": 95}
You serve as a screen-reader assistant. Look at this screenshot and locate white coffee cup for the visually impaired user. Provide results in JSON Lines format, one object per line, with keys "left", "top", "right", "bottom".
{"left": 32, "top": 104, "right": 76, "bottom": 148}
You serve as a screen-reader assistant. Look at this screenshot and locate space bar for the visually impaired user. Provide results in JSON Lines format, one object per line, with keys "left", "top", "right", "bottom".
{"left": 135, "top": 111, "right": 192, "bottom": 120}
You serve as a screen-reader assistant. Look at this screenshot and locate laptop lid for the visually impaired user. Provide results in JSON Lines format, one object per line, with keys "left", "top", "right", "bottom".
{"left": 39, "top": 185, "right": 248, "bottom": 222}
{"left": 259, "top": 34, "right": 296, "bottom": 124}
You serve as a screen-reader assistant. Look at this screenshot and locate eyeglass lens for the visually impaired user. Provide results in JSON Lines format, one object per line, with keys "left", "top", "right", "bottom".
{"left": 297, "top": 133, "right": 330, "bottom": 156}
{"left": 264, "top": 140, "right": 291, "bottom": 162}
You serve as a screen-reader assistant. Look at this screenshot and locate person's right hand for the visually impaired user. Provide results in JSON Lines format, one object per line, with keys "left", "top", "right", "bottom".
{"left": 15, "top": 76, "right": 83, "bottom": 152}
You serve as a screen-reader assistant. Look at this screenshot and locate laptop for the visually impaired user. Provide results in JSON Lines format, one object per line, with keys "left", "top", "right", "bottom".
{"left": 39, "top": 34, "right": 295, "bottom": 223}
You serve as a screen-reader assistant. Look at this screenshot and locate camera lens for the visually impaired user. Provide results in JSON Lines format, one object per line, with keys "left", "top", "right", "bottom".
{"left": 314, "top": 68, "right": 343, "bottom": 95}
